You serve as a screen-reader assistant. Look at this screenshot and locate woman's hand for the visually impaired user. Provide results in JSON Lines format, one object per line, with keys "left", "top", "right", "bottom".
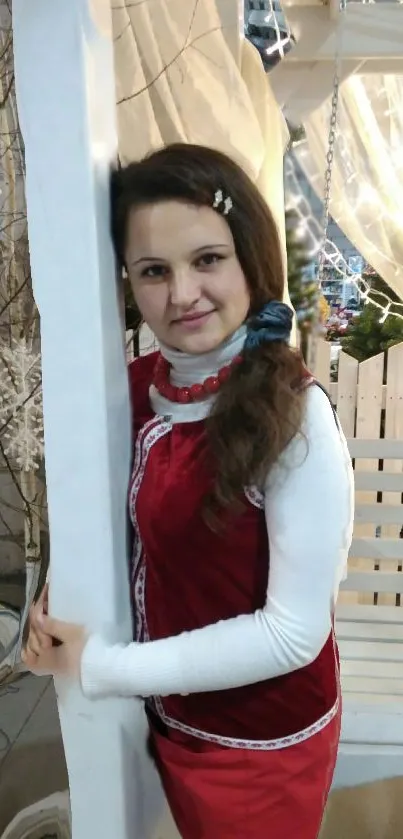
{"left": 22, "top": 598, "right": 88, "bottom": 681}
{"left": 23, "top": 583, "right": 52, "bottom": 666}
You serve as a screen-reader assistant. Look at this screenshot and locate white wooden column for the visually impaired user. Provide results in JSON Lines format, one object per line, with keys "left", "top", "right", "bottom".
{"left": 12, "top": 2, "right": 163, "bottom": 837}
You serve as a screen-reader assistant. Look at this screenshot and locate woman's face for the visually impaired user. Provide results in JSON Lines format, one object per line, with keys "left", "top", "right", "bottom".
{"left": 125, "top": 200, "right": 250, "bottom": 354}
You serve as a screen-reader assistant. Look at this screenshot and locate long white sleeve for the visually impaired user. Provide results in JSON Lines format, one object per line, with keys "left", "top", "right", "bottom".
{"left": 80, "top": 386, "right": 354, "bottom": 700}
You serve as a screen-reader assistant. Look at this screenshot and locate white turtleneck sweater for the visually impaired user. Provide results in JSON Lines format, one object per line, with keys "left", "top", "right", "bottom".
{"left": 80, "top": 328, "right": 354, "bottom": 700}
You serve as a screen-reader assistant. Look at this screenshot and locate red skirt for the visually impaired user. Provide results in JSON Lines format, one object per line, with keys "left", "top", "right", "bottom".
{"left": 150, "top": 708, "right": 341, "bottom": 839}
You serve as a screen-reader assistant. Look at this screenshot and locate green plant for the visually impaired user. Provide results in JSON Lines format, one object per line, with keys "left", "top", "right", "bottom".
{"left": 286, "top": 210, "right": 320, "bottom": 359}
{"left": 341, "top": 273, "right": 403, "bottom": 362}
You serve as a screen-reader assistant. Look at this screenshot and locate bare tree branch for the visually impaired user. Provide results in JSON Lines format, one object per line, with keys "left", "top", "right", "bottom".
{"left": 0, "top": 438, "right": 35, "bottom": 541}
{"left": 0, "top": 9, "right": 45, "bottom": 596}
{"left": 0, "top": 70, "right": 13, "bottom": 108}
{"left": 0, "top": 275, "right": 29, "bottom": 319}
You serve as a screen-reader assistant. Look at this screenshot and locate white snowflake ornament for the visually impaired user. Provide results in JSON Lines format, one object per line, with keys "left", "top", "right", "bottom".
{"left": 0, "top": 339, "right": 44, "bottom": 471}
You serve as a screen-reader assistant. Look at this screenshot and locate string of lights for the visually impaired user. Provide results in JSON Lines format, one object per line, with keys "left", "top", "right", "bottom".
{"left": 285, "top": 154, "right": 403, "bottom": 323}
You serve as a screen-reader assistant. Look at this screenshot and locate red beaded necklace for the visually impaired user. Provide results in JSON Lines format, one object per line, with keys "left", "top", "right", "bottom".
{"left": 153, "top": 353, "right": 242, "bottom": 404}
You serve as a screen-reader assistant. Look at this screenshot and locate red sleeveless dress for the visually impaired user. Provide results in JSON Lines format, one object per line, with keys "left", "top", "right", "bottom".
{"left": 129, "top": 352, "right": 341, "bottom": 838}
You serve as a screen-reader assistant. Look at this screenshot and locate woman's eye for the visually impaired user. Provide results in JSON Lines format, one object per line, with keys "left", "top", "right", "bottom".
{"left": 197, "top": 253, "right": 224, "bottom": 268}
{"left": 141, "top": 264, "right": 167, "bottom": 278}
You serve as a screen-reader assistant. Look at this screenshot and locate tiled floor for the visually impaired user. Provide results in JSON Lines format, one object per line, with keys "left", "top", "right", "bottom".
{"left": 153, "top": 813, "right": 179, "bottom": 839}
{"left": 322, "top": 779, "right": 403, "bottom": 839}
{"left": 0, "top": 671, "right": 69, "bottom": 835}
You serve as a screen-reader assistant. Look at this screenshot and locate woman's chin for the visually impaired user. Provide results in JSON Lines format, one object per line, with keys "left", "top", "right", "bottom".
{"left": 167, "top": 318, "right": 228, "bottom": 355}
{"left": 170, "top": 329, "right": 228, "bottom": 355}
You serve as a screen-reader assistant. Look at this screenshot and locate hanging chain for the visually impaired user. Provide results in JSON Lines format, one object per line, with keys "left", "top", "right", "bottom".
{"left": 317, "top": 0, "right": 347, "bottom": 284}
{"left": 307, "top": 0, "right": 347, "bottom": 371}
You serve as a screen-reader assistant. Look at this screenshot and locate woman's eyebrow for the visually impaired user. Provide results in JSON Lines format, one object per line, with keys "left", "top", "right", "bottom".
{"left": 130, "top": 244, "right": 230, "bottom": 267}
{"left": 130, "top": 256, "right": 165, "bottom": 266}
{"left": 191, "top": 243, "right": 229, "bottom": 254}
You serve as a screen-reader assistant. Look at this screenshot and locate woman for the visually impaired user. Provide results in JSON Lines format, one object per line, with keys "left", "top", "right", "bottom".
{"left": 24, "top": 144, "right": 354, "bottom": 838}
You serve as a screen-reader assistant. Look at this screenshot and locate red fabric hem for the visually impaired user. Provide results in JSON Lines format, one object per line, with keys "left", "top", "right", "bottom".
{"left": 151, "top": 707, "right": 341, "bottom": 838}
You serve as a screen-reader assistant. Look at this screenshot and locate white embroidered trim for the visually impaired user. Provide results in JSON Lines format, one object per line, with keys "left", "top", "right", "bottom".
{"left": 129, "top": 419, "right": 156, "bottom": 584}
{"left": 129, "top": 417, "right": 172, "bottom": 642}
{"left": 134, "top": 563, "right": 146, "bottom": 642}
{"left": 152, "top": 694, "right": 340, "bottom": 751}
{"left": 129, "top": 416, "right": 171, "bottom": 532}
{"left": 244, "top": 485, "right": 264, "bottom": 510}
{"left": 151, "top": 630, "right": 341, "bottom": 751}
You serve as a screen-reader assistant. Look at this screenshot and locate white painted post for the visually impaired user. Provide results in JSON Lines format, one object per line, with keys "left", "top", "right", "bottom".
{"left": 12, "top": 2, "right": 163, "bottom": 837}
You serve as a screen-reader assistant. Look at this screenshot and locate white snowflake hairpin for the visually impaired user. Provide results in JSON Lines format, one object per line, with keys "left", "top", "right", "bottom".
{"left": 213, "top": 189, "right": 233, "bottom": 216}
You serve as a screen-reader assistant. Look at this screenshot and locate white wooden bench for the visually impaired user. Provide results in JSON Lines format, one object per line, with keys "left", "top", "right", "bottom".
{"left": 334, "top": 438, "right": 403, "bottom": 788}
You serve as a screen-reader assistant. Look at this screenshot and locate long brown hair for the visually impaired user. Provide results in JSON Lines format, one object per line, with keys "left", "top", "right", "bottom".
{"left": 111, "top": 144, "right": 306, "bottom": 518}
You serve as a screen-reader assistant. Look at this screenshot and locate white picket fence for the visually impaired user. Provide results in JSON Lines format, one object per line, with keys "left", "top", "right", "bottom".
{"left": 310, "top": 340, "right": 403, "bottom": 789}
{"left": 311, "top": 340, "right": 403, "bottom": 608}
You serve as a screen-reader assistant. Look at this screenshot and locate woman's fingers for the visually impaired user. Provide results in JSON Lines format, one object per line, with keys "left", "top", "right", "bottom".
{"left": 21, "top": 646, "right": 37, "bottom": 669}
{"left": 22, "top": 631, "right": 51, "bottom": 672}
{"left": 37, "top": 581, "right": 49, "bottom": 613}
{"left": 22, "top": 583, "right": 54, "bottom": 672}
{"left": 30, "top": 591, "right": 52, "bottom": 641}
{"left": 29, "top": 622, "right": 53, "bottom": 652}
{"left": 26, "top": 622, "right": 52, "bottom": 656}
{"left": 33, "top": 582, "right": 49, "bottom": 619}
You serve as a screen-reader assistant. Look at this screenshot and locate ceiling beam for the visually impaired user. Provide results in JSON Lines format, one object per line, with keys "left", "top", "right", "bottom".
{"left": 283, "top": 4, "right": 403, "bottom": 62}
{"left": 270, "top": 59, "right": 359, "bottom": 123}
{"left": 269, "top": 2, "right": 403, "bottom": 120}
{"left": 271, "top": 51, "right": 403, "bottom": 124}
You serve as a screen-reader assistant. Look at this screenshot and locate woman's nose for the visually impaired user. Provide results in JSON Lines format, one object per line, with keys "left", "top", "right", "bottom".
{"left": 169, "top": 270, "right": 199, "bottom": 308}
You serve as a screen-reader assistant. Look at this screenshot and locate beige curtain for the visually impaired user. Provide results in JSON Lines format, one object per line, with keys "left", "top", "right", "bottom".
{"left": 112, "top": 0, "right": 292, "bottom": 309}
{"left": 298, "top": 73, "right": 403, "bottom": 301}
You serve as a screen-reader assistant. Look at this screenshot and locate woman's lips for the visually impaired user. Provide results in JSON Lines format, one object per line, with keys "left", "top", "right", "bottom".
{"left": 174, "top": 310, "right": 215, "bottom": 327}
